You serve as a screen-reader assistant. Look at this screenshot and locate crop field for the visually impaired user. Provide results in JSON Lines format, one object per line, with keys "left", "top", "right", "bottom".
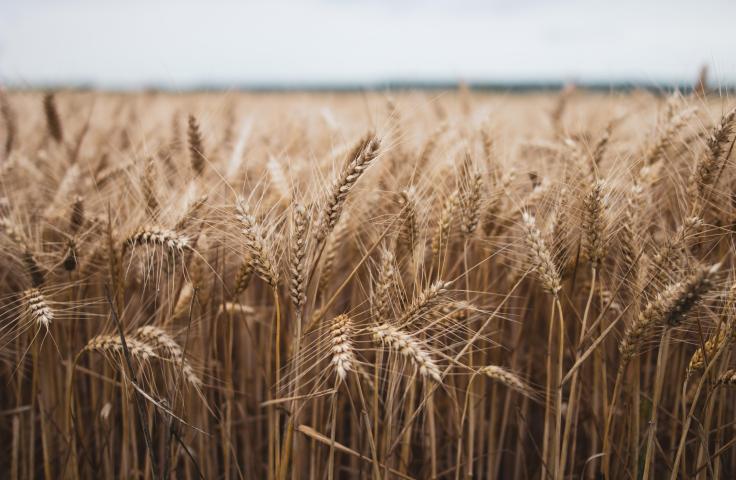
{"left": 0, "top": 88, "right": 735, "bottom": 479}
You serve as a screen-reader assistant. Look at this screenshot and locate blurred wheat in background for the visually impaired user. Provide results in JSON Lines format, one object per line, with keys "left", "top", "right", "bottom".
{"left": 1, "top": 86, "right": 736, "bottom": 479}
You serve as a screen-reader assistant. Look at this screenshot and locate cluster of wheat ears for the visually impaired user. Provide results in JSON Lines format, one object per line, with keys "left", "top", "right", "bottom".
{"left": 0, "top": 87, "right": 735, "bottom": 479}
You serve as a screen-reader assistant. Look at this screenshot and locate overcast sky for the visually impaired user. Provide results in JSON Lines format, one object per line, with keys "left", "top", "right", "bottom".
{"left": 1, "top": 0, "right": 734, "bottom": 88}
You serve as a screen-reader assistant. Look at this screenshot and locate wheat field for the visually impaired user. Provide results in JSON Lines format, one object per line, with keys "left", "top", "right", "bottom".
{"left": 0, "top": 87, "right": 735, "bottom": 479}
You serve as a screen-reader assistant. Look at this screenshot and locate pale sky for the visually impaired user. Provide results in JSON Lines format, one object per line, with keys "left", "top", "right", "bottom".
{"left": 1, "top": 0, "right": 735, "bottom": 89}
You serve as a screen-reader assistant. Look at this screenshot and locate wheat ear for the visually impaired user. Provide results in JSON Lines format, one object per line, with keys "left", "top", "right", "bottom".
{"left": 289, "top": 203, "right": 309, "bottom": 309}
{"left": 371, "top": 323, "right": 441, "bottom": 382}
{"left": 187, "top": 114, "right": 206, "bottom": 175}
{"left": 619, "top": 263, "right": 720, "bottom": 366}
{"left": 235, "top": 201, "right": 279, "bottom": 287}
{"left": 25, "top": 288, "right": 54, "bottom": 329}
{"left": 329, "top": 314, "right": 356, "bottom": 382}
{"left": 582, "top": 179, "right": 608, "bottom": 268}
{"left": 134, "top": 326, "right": 202, "bottom": 388}
{"left": 480, "top": 365, "right": 534, "bottom": 398}
{"left": 316, "top": 134, "right": 380, "bottom": 242}
{"left": 521, "top": 212, "right": 561, "bottom": 296}
{"left": 43, "top": 93, "right": 63, "bottom": 143}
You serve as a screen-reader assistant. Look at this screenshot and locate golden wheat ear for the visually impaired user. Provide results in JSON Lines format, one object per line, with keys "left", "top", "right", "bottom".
{"left": 187, "top": 114, "right": 206, "bottom": 175}
{"left": 479, "top": 365, "right": 535, "bottom": 399}
{"left": 289, "top": 203, "right": 309, "bottom": 309}
{"left": 316, "top": 133, "right": 380, "bottom": 242}
{"left": 0, "top": 90, "right": 16, "bottom": 156}
{"left": 329, "top": 314, "right": 356, "bottom": 382}
{"left": 521, "top": 212, "right": 561, "bottom": 296}
{"left": 43, "top": 92, "right": 63, "bottom": 143}
{"left": 134, "top": 326, "right": 202, "bottom": 390}
{"left": 235, "top": 200, "right": 279, "bottom": 287}
{"left": 371, "top": 323, "right": 442, "bottom": 383}
{"left": 619, "top": 263, "right": 720, "bottom": 367}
